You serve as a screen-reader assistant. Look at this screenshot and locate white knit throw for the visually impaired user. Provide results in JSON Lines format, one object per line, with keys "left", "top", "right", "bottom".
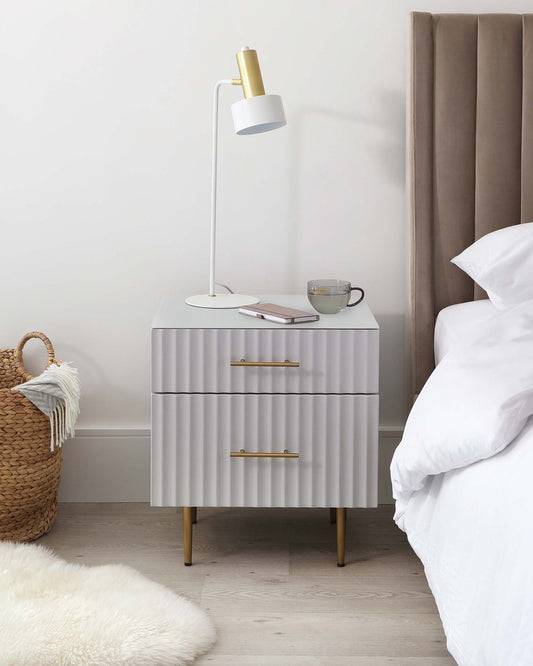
{"left": 12, "top": 362, "right": 81, "bottom": 451}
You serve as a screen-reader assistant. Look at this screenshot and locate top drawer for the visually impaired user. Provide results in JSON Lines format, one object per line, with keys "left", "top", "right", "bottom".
{"left": 152, "top": 328, "right": 378, "bottom": 394}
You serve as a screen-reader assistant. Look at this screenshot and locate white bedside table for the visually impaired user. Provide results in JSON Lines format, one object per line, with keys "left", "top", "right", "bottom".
{"left": 151, "top": 295, "right": 379, "bottom": 566}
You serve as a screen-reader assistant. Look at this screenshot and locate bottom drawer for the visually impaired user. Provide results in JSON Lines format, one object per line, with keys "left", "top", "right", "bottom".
{"left": 151, "top": 393, "right": 378, "bottom": 508}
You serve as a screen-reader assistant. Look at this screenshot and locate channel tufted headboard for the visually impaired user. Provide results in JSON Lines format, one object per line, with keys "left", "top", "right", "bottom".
{"left": 407, "top": 12, "right": 533, "bottom": 404}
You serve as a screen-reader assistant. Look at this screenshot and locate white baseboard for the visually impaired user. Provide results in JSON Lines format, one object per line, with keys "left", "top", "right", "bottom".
{"left": 58, "top": 429, "right": 151, "bottom": 503}
{"left": 59, "top": 427, "right": 402, "bottom": 504}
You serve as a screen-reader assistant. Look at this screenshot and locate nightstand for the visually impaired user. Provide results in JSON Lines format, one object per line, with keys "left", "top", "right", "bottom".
{"left": 151, "top": 295, "right": 379, "bottom": 566}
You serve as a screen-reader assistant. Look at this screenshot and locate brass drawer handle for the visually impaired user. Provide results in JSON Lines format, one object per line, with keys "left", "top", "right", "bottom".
{"left": 230, "top": 449, "right": 299, "bottom": 458}
{"left": 230, "top": 359, "right": 300, "bottom": 367}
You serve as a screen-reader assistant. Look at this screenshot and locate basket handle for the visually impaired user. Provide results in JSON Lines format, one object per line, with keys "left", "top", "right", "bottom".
{"left": 15, "top": 331, "right": 60, "bottom": 381}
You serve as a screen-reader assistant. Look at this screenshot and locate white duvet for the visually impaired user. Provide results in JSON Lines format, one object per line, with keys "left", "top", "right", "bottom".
{"left": 391, "top": 299, "right": 533, "bottom": 666}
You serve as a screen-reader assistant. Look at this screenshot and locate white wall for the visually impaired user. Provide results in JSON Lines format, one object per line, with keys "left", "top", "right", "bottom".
{"left": 2, "top": 0, "right": 532, "bottom": 499}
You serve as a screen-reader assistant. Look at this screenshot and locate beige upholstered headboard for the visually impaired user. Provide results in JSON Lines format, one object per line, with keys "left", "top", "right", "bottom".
{"left": 407, "top": 12, "right": 533, "bottom": 403}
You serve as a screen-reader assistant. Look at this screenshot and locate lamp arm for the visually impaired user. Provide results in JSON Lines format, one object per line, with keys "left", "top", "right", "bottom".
{"left": 209, "top": 78, "right": 242, "bottom": 296}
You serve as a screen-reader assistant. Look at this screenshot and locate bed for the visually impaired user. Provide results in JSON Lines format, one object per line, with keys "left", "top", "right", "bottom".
{"left": 393, "top": 12, "right": 533, "bottom": 665}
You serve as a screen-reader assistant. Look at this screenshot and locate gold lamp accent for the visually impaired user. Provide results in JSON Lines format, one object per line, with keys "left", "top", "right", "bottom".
{"left": 236, "top": 48, "right": 266, "bottom": 98}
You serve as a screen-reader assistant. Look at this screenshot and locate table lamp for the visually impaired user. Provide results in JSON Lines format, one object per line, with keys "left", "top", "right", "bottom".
{"left": 186, "top": 47, "right": 286, "bottom": 308}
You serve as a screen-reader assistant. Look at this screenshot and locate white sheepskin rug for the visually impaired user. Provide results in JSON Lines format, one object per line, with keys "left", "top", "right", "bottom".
{"left": 0, "top": 542, "right": 216, "bottom": 665}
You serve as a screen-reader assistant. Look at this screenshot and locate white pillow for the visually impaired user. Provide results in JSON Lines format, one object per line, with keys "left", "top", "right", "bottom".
{"left": 451, "top": 222, "right": 533, "bottom": 309}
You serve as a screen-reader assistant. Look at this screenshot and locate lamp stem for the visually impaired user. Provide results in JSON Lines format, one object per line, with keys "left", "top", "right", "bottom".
{"left": 209, "top": 79, "right": 234, "bottom": 297}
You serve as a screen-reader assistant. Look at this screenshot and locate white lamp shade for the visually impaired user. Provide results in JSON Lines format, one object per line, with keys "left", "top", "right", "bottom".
{"left": 231, "top": 94, "right": 286, "bottom": 135}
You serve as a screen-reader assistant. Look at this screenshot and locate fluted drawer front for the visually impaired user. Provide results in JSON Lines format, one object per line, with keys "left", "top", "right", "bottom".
{"left": 151, "top": 328, "right": 379, "bottom": 394}
{"left": 151, "top": 393, "right": 378, "bottom": 508}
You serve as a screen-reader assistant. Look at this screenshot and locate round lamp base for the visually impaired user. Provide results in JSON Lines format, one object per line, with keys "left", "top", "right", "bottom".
{"left": 185, "top": 293, "right": 260, "bottom": 309}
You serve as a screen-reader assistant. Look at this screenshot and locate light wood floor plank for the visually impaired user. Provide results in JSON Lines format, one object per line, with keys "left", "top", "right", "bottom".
{"left": 195, "top": 653, "right": 455, "bottom": 666}
{"left": 201, "top": 573, "right": 437, "bottom": 614}
{"left": 199, "top": 612, "right": 450, "bottom": 657}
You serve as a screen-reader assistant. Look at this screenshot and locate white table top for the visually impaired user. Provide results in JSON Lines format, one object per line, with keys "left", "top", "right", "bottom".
{"left": 152, "top": 295, "right": 379, "bottom": 330}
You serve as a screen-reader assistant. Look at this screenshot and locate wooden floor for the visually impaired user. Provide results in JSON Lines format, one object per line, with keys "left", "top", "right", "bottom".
{"left": 40, "top": 504, "right": 456, "bottom": 665}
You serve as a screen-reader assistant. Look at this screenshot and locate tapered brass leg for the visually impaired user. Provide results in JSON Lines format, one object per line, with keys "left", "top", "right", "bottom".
{"left": 336, "top": 508, "right": 346, "bottom": 567}
{"left": 330, "top": 508, "right": 336, "bottom": 524}
{"left": 183, "top": 507, "right": 193, "bottom": 566}
{"left": 192, "top": 507, "right": 197, "bottom": 524}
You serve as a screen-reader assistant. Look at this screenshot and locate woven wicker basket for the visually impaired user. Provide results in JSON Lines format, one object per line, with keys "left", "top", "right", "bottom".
{"left": 0, "top": 332, "right": 63, "bottom": 542}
